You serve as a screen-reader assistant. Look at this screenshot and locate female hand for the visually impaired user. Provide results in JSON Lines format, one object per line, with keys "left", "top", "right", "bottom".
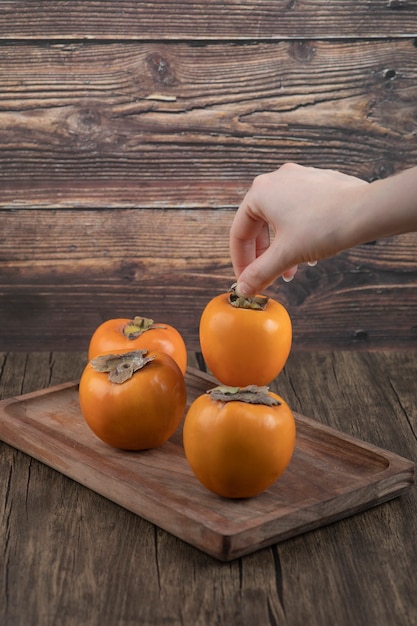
{"left": 230, "top": 163, "right": 417, "bottom": 296}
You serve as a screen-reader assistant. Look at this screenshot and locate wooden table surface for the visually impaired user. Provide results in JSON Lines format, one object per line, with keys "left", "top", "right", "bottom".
{"left": 0, "top": 349, "right": 415, "bottom": 626}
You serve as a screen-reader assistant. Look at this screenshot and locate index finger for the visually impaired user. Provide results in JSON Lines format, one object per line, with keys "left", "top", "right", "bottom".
{"left": 229, "top": 204, "right": 270, "bottom": 278}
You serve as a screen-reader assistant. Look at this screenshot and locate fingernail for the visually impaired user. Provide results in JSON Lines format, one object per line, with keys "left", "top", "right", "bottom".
{"left": 282, "top": 274, "right": 294, "bottom": 283}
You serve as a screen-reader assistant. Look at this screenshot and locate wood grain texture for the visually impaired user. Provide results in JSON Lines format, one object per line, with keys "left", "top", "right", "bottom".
{"left": 0, "top": 371, "right": 412, "bottom": 561}
{"left": 1, "top": 40, "right": 416, "bottom": 208}
{"left": 1, "top": 208, "right": 417, "bottom": 351}
{"left": 1, "top": 1, "right": 417, "bottom": 622}
{"left": 0, "top": 350, "right": 416, "bottom": 624}
{"left": 0, "top": 1, "right": 416, "bottom": 39}
{"left": 1, "top": 6, "right": 416, "bottom": 351}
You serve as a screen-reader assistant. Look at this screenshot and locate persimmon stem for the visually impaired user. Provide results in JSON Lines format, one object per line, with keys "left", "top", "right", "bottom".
{"left": 228, "top": 283, "right": 268, "bottom": 310}
{"left": 90, "top": 349, "right": 155, "bottom": 384}
{"left": 123, "top": 316, "right": 166, "bottom": 340}
{"left": 208, "top": 385, "right": 280, "bottom": 406}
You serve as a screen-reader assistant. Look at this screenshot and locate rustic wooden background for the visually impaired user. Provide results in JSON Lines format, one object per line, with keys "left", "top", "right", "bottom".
{"left": 1, "top": 1, "right": 417, "bottom": 352}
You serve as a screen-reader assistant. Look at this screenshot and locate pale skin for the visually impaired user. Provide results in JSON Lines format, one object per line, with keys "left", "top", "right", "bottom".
{"left": 230, "top": 163, "right": 417, "bottom": 296}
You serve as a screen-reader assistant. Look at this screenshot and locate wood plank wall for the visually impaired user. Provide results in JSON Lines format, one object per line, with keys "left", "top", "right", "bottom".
{"left": 1, "top": 1, "right": 417, "bottom": 352}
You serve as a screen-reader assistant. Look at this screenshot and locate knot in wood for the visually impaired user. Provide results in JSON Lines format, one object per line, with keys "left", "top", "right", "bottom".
{"left": 146, "top": 52, "right": 177, "bottom": 86}
{"left": 289, "top": 40, "right": 316, "bottom": 63}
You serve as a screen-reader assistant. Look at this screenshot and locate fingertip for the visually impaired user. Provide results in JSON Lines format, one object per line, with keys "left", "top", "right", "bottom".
{"left": 282, "top": 265, "right": 298, "bottom": 283}
{"left": 235, "top": 281, "right": 253, "bottom": 297}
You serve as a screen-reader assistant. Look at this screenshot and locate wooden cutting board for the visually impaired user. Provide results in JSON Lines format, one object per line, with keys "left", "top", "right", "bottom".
{"left": 0, "top": 366, "right": 414, "bottom": 561}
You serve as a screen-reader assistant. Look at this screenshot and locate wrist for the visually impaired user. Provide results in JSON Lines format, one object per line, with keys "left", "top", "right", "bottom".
{"left": 353, "top": 166, "right": 417, "bottom": 244}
